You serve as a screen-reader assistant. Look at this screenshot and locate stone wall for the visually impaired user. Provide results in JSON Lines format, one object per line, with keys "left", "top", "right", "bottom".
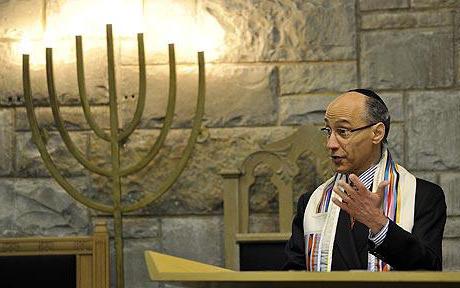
{"left": 0, "top": 0, "right": 459, "bottom": 287}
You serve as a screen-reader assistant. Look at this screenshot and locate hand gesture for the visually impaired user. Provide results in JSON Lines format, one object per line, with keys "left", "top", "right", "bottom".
{"left": 332, "top": 174, "right": 389, "bottom": 233}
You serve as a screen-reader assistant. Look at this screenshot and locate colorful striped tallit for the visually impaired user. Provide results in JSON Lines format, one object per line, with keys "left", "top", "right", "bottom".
{"left": 303, "top": 148, "right": 416, "bottom": 271}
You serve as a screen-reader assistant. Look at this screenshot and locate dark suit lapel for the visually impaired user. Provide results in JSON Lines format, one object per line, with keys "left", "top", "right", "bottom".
{"left": 332, "top": 209, "right": 362, "bottom": 270}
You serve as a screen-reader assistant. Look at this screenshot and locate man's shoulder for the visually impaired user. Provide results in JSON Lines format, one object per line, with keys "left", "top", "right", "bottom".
{"left": 298, "top": 191, "right": 313, "bottom": 207}
{"left": 415, "top": 177, "right": 446, "bottom": 206}
{"left": 415, "top": 178, "right": 443, "bottom": 194}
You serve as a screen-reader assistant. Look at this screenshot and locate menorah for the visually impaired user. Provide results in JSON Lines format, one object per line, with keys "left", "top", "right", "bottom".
{"left": 22, "top": 24, "right": 205, "bottom": 288}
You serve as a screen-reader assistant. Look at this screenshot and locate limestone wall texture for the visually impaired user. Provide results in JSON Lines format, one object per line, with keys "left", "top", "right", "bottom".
{"left": 0, "top": 0, "right": 459, "bottom": 287}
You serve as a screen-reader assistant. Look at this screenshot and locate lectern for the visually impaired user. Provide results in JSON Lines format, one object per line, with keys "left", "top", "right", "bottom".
{"left": 145, "top": 250, "right": 460, "bottom": 288}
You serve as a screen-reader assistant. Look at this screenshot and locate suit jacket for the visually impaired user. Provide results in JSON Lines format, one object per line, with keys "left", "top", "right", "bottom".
{"left": 283, "top": 178, "right": 447, "bottom": 271}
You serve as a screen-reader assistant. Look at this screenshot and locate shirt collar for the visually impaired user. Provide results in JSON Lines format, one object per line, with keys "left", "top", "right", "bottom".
{"left": 356, "top": 164, "right": 378, "bottom": 190}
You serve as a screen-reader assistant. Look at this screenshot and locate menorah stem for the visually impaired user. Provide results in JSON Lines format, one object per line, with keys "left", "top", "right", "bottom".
{"left": 106, "top": 24, "right": 125, "bottom": 288}
{"left": 113, "top": 209, "right": 124, "bottom": 288}
{"left": 112, "top": 172, "right": 124, "bottom": 288}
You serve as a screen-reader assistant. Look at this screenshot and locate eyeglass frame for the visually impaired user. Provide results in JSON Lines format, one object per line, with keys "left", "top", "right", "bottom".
{"left": 320, "top": 122, "right": 380, "bottom": 140}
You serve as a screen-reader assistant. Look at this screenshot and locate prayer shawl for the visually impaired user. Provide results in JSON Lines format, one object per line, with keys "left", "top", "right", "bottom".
{"left": 303, "top": 149, "right": 416, "bottom": 271}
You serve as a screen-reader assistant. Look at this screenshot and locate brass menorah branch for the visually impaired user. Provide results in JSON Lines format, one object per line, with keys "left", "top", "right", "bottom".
{"left": 22, "top": 24, "right": 205, "bottom": 288}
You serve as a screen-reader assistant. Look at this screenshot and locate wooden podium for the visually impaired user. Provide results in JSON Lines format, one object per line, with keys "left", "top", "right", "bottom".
{"left": 145, "top": 250, "right": 460, "bottom": 288}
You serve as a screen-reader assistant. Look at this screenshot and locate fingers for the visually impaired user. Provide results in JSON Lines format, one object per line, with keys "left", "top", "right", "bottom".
{"left": 333, "top": 184, "right": 350, "bottom": 202}
{"left": 332, "top": 197, "right": 342, "bottom": 207}
{"left": 349, "top": 174, "right": 367, "bottom": 195}
{"left": 336, "top": 180, "right": 358, "bottom": 200}
{"left": 332, "top": 197, "right": 352, "bottom": 216}
{"left": 332, "top": 197, "right": 349, "bottom": 213}
{"left": 333, "top": 177, "right": 389, "bottom": 225}
{"left": 376, "top": 180, "right": 390, "bottom": 198}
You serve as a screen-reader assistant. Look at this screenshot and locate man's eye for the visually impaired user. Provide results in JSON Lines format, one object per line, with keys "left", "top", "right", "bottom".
{"left": 320, "top": 127, "right": 332, "bottom": 135}
{"left": 336, "top": 128, "right": 350, "bottom": 137}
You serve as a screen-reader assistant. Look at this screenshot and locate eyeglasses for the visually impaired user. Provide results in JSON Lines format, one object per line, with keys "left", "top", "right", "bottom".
{"left": 320, "top": 123, "right": 379, "bottom": 139}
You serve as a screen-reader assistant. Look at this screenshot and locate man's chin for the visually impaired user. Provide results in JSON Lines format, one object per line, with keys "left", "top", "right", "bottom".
{"left": 332, "top": 164, "right": 351, "bottom": 175}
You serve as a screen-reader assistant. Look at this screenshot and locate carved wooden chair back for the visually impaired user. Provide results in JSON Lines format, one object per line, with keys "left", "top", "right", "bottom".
{"left": 220, "top": 124, "right": 332, "bottom": 270}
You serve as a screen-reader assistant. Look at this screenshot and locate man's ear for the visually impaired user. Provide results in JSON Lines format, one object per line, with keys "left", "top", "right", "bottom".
{"left": 372, "top": 122, "right": 385, "bottom": 144}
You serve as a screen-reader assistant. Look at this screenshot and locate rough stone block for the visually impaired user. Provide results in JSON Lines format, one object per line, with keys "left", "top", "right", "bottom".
{"left": 88, "top": 126, "right": 297, "bottom": 215}
{"left": 0, "top": 41, "right": 23, "bottom": 106}
{"left": 444, "top": 216, "right": 460, "bottom": 238}
{"left": 249, "top": 214, "right": 279, "bottom": 233}
{"left": 406, "top": 90, "right": 460, "bottom": 170}
{"left": 1, "top": 38, "right": 109, "bottom": 107}
{"left": 161, "top": 216, "right": 224, "bottom": 266}
{"left": 361, "top": 28, "right": 454, "bottom": 89}
{"left": 15, "top": 106, "right": 110, "bottom": 131}
{"left": 0, "top": 178, "right": 91, "bottom": 236}
{"left": 96, "top": 217, "right": 160, "bottom": 239}
{"left": 16, "top": 131, "right": 88, "bottom": 177}
{"left": 0, "top": 179, "right": 16, "bottom": 236}
{"left": 360, "top": 0, "right": 409, "bottom": 11}
{"left": 361, "top": 10, "right": 452, "bottom": 30}
{"left": 0, "top": 109, "right": 14, "bottom": 176}
{"left": 412, "top": 171, "right": 438, "bottom": 184}
{"left": 1, "top": 40, "right": 60, "bottom": 108}
{"left": 122, "top": 238, "right": 161, "bottom": 288}
{"left": 0, "top": 61, "right": 44, "bottom": 107}
{"left": 279, "top": 94, "right": 337, "bottom": 125}
{"left": 52, "top": 40, "right": 110, "bottom": 105}
{"left": 411, "top": 0, "right": 459, "bottom": 8}
{"left": 53, "top": 42, "right": 110, "bottom": 105}
{"left": 379, "top": 92, "right": 404, "bottom": 122}
{"left": 440, "top": 173, "right": 460, "bottom": 216}
{"left": 280, "top": 62, "right": 357, "bottom": 95}
{"left": 443, "top": 239, "right": 460, "bottom": 271}
{"left": 199, "top": 0, "right": 356, "bottom": 62}
{"left": 0, "top": 0, "right": 43, "bottom": 38}
{"left": 387, "top": 123, "right": 404, "bottom": 165}
{"left": 456, "top": 10, "right": 460, "bottom": 86}
{"left": 120, "top": 65, "right": 278, "bottom": 128}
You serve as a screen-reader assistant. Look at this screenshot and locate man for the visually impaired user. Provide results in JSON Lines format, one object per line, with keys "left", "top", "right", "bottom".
{"left": 284, "top": 89, "right": 446, "bottom": 271}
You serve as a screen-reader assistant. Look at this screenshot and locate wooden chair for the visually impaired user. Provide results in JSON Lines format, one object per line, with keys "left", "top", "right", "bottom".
{"left": 220, "top": 125, "right": 332, "bottom": 270}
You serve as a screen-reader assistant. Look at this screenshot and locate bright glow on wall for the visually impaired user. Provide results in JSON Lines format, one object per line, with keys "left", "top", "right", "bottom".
{"left": 46, "top": 0, "right": 143, "bottom": 37}
{"left": 144, "top": 1, "right": 225, "bottom": 60}
{"left": 18, "top": 37, "right": 32, "bottom": 55}
{"left": 16, "top": 0, "right": 225, "bottom": 63}
{"left": 195, "top": 11, "right": 225, "bottom": 58}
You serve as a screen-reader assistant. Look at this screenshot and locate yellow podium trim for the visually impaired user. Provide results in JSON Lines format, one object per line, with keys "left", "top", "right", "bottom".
{"left": 145, "top": 250, "right": 460, "bottom": 283}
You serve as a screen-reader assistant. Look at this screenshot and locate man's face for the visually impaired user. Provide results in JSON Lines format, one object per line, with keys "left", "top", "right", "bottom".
{"left": 324, "top": 92, "right": 379, "bottom": 175}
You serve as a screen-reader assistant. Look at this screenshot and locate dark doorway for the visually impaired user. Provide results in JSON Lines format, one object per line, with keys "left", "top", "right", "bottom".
{"left": 0, "top": 255, "right": 76, "bottom": 288}
{"left": 239, "top": 241, "right": 287, "bottom": 271}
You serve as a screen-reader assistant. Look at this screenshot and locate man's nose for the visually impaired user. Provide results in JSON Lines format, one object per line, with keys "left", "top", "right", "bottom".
{"left": 326, "top": 132, "right": 340, "bottom": 150}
